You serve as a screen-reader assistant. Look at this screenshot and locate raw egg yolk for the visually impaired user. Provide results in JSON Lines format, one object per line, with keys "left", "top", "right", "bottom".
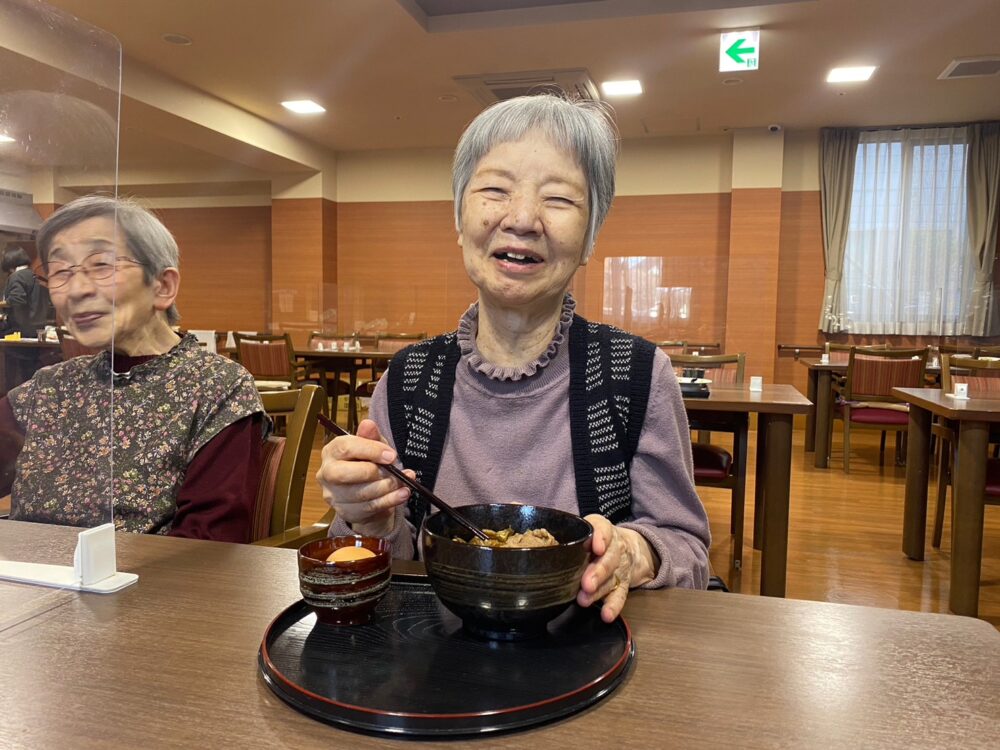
{"left": 327, "top": 546, "right": 377, "bottom": 563}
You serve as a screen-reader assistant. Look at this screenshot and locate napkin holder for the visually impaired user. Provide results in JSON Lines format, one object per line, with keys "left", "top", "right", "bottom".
{"left": 0, "top": 523, "right": 138, "bottom": 593}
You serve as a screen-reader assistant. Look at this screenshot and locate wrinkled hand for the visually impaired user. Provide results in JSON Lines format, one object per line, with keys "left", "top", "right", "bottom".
{"left": 315, "top": 418, "right": 412, "bottom": 537}
{"left": 576, "top": 515, "right": 656, "bottom": 623}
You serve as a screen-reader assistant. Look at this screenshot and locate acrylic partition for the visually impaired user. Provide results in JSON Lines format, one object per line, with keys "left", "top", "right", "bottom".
{"left": 0, "top": 0, "right": 120, "bottom": 528}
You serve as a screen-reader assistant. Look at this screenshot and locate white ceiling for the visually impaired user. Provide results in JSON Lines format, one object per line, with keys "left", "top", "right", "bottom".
{"left": 31, "top": 0, "right": 1000, "bottom": 161}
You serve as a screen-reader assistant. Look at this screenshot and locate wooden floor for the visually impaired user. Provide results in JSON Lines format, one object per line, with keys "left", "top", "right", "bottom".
{"left": 301, "top": 419, "right": 1000, "bottom": 628}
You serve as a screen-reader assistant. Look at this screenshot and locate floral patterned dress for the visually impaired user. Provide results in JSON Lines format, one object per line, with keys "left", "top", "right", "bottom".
{"left": 7, "top": 334, "right": 263, "bottom": 534}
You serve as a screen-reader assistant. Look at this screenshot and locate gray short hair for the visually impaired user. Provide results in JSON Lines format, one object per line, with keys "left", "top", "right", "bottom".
{"left": 452, "top": 94, "right": 619, "bottom": 261}
{"left": 37, "top": 195, "right": 181, "bottom": 324}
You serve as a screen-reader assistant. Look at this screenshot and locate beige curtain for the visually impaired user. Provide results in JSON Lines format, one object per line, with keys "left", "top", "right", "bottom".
{"left": 965, "top": 122, "right": 1000, "bottom": 335}
{"left": 818, "top": 128, "right": 860, "bottom": 332}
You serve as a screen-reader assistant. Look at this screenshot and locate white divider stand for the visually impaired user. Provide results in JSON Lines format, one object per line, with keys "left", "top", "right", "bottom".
{"left": 0, "top": 523, "right": 138, "bottom": 593}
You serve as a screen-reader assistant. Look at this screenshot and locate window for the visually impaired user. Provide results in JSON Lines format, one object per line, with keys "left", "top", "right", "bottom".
{"left": 840, "top": 127, "right": 974, "bottom": 335}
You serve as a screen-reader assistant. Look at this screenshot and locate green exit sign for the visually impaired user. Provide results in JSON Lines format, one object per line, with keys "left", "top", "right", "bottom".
{"left": 720, "top": 29, "right": 759, "bottom": 72}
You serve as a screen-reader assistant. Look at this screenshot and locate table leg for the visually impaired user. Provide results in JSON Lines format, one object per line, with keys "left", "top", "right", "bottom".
{"left": 804, "top": 367, "right": 817, "bottom": 453}
{"left": 347, "top": 363, "right": 360, "bottom": 432}
{"left": 950, "top": 420, "right": 988, "bottom": 617}
{"left": 813, "top": 370, "right": 832, "bottom": 469}
{"left": 760, "top": 413, "right": 792, "bottom": 597}
{"left": 753, "top": 415, "right": 766, "bottom": 551}
{"left": 901, "top": 405, "right": 932, "bottom": 561}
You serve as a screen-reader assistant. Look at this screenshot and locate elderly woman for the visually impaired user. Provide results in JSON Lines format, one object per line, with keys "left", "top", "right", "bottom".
{"left": 0, "top": 195, "right": 265, "bottom": 542}
{"left": 317, "top": 94, "right": 710, "bottom": 622}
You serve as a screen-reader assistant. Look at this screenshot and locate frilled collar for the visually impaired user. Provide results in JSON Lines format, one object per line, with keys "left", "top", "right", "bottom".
{"left": 457, "top": 295, "right": 575, "bottom": 382}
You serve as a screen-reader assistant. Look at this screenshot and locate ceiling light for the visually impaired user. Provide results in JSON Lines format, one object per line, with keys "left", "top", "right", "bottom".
{"left": 721, "top": 77, "right": 743, "bottom": 86}
{"left": 601, "top": 80, "right": 642, "bottom": 97}
{"left": 827, "top": 66, "right": 876, "bottom": 83}
{"left": 281, "top": 100, "right": 326, "bottom": 114}
{"left": 0, "top": 134, "right": 15, "bottom": 143}
{"left": 161, "top": 33, "right": 193, "bottom": 46}
{"left": 281, "top": 99, "right": 326, "bottom": 115}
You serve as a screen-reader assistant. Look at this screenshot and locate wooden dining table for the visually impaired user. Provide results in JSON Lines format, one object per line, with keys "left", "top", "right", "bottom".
{"left": 894, "top": 386, "right": 1000, "bottom": 617}
{"left": 683, "top": 384, "right": 812, "bottom": 598}
{"left": 294, "top": 348, "right": 394, "bottom": 431}
{"left": 1, "top": 520, "right": 997, "bottom": 749}
{"left": 0, "top": 338, "right": 61, "bottom": 396}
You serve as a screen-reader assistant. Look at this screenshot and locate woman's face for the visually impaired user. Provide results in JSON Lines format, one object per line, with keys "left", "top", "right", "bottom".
{"left": 46, "top": 216, "right": 168, "bottom": 351}
{"left": 458, "top": 129, "right": 589, "bottom": 314}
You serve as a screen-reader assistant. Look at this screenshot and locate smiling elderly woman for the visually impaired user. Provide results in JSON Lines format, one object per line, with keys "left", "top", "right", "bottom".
{"left": 317, "top": 94, "right": 710, "bottom": 623}
{"left": 0, "top": 195, "right": 265, "bottom": 541}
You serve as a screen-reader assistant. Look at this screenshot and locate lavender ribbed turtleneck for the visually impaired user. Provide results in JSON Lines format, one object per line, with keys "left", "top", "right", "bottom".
{"left": 328, "top": 296, "right": 711, "bottom": 589}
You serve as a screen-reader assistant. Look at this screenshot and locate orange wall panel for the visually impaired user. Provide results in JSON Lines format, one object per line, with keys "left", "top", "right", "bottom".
{"left": 724, "top": 188, "right": 783, "bottom": 379}
{"left": 580, "top": 193, "right": 731, "bottom": 344}
{"left": 776, "top": 191, "right": 826, "bottom": 392}
{"left": 336, "top": 201, "right": 475, "bottom": 336}
{"left": 157, "top": 206, "right": 270, "bottom": 332}
{"left": 272, "top": 198, "right": 325, "bottom": 341}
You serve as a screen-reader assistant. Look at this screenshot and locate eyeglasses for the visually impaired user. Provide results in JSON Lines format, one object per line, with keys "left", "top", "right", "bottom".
{"left": 43, "top": 254, "right": 146, "bottom": 290}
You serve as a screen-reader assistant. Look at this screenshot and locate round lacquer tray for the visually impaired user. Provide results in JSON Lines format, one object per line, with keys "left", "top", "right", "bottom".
{"left": 258, "top": 576, "right": 634, "bottom": 737}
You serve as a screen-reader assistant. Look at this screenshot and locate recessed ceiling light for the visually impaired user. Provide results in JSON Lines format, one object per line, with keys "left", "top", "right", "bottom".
{"left": 161, "top": 33, "right": 193, "bottom": 46}
{"left": 281, "top": 100, "right": 326, "bottom": 114}
{"left": 601, "top": 80, "right": 643, "bottom": 97}
{"left": 827, "top": 66, "right": 876, "bottom": 83}
{"left": 722, "top": 77, "right": 743, "bottom": 86}
{"left": 0, "top": 134, "right": 15, "bottom": 143}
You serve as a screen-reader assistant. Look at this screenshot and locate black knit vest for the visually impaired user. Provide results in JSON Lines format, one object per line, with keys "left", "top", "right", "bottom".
{"left": 385, "top": 315, "right": 656, "bottom": 532}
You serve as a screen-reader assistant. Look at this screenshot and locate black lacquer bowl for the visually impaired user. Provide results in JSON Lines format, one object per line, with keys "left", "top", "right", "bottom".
{"left": 421, "top": 504, "right": 593, "bottom": 640}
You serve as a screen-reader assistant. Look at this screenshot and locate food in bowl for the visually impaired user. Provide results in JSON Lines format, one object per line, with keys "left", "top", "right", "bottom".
{"left": 422, "top": 504, "right": 592, "bottom": 641}
{"left": 454, "top": 526, "right": 558, "bottom": 548}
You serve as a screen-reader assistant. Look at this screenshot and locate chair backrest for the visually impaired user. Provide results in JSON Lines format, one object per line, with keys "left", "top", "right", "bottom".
{"left": 974, "top": 344, "right": 1000, "bottom": 358}
{"left": 233, "top": 332, "right": 296, "bottom": 380}
{"left": 670, "top": 353, "right": 746, "bottom": 385}
{"left": 845, "top": 347, "right": 928, "bottom": 401}
{"left": 377, "top": 332, "right": 426, "bottom": 353}
{"left": 252, "top": 385, "right": 324, "bottom": 541}
{"left": 55, "top": 327, "right": 100, "bottom": 359}
{"left": 938, "top": 342, "right": 978, "bottom": 356}
{"left": 684, "top": 342, "right": 722, "bottom": 356}
{"left": 825, "top": 342, "right": 889, "bottom": 363}
{"left": 941, "top": 354, "right": 1000, "bottom": 397}
{"left": 655, "top": 340, "right": 687, "bottom": 355}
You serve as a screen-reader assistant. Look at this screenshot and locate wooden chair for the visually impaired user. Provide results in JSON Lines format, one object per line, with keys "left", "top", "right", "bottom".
{"left": 932, "top": 355, "right": 1000, "bottom": 548}
{"left": 672, "top": 353, "right": 749, "bottom": 568}
{"left": 55, "top": 327, "right": 100, "bottom": 359}
{"left": 831, "top": 347, "right": 927, "bottom": 473}
{"left": 232, "top": 332, "right": 307, "bottom": 389}
{"left": 251, "top": 384, "right": 333, "bottom": 547}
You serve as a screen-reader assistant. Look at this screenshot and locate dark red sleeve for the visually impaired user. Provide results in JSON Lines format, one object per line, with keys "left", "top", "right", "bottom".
{"left": 0, "top": 396, "right": 25, "bottom": 497}
{"left": 168, "top": 413, "right": 264, "bottom": 543}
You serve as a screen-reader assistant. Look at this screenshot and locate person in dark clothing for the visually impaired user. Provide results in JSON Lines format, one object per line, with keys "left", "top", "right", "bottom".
{"left": 0, "top": 245, "right": 53, "bottom": 387}
{"left": 1, "top": 245, "right": 51, "bottom": 337}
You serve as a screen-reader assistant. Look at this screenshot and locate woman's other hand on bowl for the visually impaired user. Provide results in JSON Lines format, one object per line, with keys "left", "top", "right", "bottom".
{"left": 577, "top": 515, "right": 658, "bottom": 623}
{"left": 315, "top": 419, "right": 413, "bottom": 537}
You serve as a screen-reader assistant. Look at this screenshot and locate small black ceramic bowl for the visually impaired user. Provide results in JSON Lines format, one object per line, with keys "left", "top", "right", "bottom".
{"left": 298, "top": 536, "right": 392, "bottom": 626}
{"left": 421, "top": 504, "right": 593, "bottom": 641}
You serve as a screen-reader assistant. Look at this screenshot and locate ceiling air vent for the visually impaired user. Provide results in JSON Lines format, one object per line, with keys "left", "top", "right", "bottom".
{"left": 938, "top": 56, "right": 1000, "bottom": 80}
{"left": 454, "top": 69, "right": 600, "bottom": 106}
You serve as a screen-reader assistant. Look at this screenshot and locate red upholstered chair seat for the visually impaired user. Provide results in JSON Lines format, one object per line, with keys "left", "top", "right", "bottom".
{"left": 985, "top": 459, "right": 1000, "bottom": 498}
{"left": 835, "top": 403, "right": 910, "bottom": 425}
{"left": 692, "top": 443, "right": 733, "bottom": 481}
